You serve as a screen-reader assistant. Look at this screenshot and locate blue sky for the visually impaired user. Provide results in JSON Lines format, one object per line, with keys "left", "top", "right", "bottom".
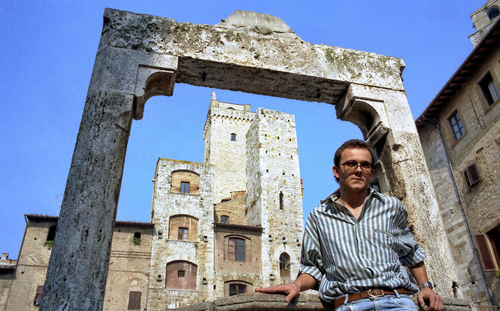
{"left": 0, "top": 0, "right": 486, "bottom": 259}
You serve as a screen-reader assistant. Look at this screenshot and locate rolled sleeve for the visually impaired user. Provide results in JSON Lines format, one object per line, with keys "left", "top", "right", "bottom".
{"left": 298, "top": 211, "right": 324, "bottom": 285}
{"left": 394, "top": 200, "right": 427, "bottom": 267}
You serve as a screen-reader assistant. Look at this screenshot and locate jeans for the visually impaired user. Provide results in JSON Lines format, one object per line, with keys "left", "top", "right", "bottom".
{"left": 335, "top": 295, "right": 418, "bottom": 311}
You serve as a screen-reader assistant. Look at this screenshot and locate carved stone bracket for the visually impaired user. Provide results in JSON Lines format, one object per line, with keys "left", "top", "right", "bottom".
{"left": 134, "top": 65, "right": 176, "bottom": 120}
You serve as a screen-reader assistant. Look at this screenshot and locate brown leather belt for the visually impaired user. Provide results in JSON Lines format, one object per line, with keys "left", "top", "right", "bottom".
{"left": 332, "top": 288, "right": 410, "bottom": 309}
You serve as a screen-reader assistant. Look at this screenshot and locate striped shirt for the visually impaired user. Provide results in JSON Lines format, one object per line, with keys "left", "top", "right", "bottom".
{"left": 299, "top": 188, "right": 426, "bottom": 302}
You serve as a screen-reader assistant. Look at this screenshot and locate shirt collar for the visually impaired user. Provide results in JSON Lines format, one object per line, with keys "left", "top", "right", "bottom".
{"left": 322, "top": 187, "right": 383, "bottom": 211}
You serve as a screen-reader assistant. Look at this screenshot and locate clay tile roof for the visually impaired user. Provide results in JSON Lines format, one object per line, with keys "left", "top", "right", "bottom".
{"left": 415, "top": 19, "right": 500, "bottom": 128}
{"left": 24, "top": 214, "right": 153, "bottom": 228}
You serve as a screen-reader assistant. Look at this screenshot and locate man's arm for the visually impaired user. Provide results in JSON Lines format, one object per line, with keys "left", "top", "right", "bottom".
{"left": 255, "top": 273, "right": 316, "bottom": 303}
{"left": 410, "top": 262, "right": 443, "bottom": 311}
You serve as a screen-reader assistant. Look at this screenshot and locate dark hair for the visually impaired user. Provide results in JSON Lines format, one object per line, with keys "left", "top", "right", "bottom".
{"left": 333, "top": 139, "right": 377, "bottom": 167}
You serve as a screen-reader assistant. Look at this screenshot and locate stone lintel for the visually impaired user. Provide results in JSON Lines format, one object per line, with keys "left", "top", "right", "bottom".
{"left": 100, "top": 8, "right": 406, "bottom": 104}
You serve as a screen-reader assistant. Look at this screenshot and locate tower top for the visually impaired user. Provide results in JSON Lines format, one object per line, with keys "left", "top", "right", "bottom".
{"left": 208, "top": 92, "right": 251, "bottom": 112}
{"left": 469, "top": 0, "right": 500, "bottom": 46}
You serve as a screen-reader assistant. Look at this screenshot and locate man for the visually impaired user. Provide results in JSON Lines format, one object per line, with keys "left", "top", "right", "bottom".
{"left": 256, "top": 139, "right": 443, "bottom": 311}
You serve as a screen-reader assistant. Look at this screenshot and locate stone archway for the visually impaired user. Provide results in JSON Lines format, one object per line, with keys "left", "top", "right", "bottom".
{"left": 40, "top": 9, "right": 457, "bottom": 310}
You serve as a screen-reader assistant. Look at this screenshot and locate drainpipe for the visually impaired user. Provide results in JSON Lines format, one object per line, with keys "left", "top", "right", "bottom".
{"left": 434, "top": 122, "right": 494, "bottom": 305}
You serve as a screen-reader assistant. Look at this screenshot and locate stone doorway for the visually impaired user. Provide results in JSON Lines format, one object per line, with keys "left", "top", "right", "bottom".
{"left": 39, "top": 9, "right": 457, "bottom": 310}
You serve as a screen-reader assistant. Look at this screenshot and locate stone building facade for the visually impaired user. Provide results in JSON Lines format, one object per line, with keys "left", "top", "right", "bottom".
{"left": 416, "top": 5, "right": 500, "bottom": 306}
{"left": 0, "top": 253, "right": 16, "bottom": 311}
{"left": 3, "top": 215, "right": 153, "bottom": 311}
{"left": 4, "top": 94, "right": 303, "bottom": 310}
{"left": 147, "top": 93, "right": 303, "bottom": 309}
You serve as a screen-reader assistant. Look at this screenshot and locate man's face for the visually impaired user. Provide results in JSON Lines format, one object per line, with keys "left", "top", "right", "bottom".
{"left": 333, "top": 147, "right": 374, "bottom": 193}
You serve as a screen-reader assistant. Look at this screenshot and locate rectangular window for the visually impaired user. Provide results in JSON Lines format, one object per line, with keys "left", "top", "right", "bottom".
{"left": 178, "top": 227, "right": 188, "bottom": 241}
{"left": 180, "top": 181, "right": 190, "bottom": 193}
{"left": 228, "top": 237, "right": 245, "bottom": 261}
{"left": 448, "top": 111, "right": 465, "bottom": 140}
{"left": 479, "top": 72, "right": 500, "bottom": 106}
{"left": 464, "top": 163, "right": 481, "bottom": 187}
{"left": 128, "top": 291, "right": 141, "bottom": 310}
{"left": 34, "top": 286, "right": 44, "bottom": 306}
{"left": 229, "top": 283, "right": 246, "bottom": 296}
{"left": 178, "top": 270, "right": 185, "bottom": 278}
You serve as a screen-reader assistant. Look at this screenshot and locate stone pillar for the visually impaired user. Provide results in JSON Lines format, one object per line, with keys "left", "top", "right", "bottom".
{"left": 40, "top": 46, "right": 177, "bottom": 310}
{"left": 336, "top": 84, "right": 460, "bottom": 299}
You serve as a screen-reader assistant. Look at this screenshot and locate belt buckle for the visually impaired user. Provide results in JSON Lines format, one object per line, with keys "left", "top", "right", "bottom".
{"left": 367, "top": 289, "right": 384, "bottom": 298}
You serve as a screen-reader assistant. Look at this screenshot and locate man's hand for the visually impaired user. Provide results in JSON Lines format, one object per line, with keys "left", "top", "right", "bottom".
{"left": 417, "top": 287, "right": 444, "bottom": 311}
{"left": 255, "top": 282, "right": 301, "bottom": 303}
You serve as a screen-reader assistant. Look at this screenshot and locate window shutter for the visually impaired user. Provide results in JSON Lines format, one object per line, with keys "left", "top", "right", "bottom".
{"left": 128, "top": 291, "right": 141, "bottom": 310}
{"left": 465, "top": 164, "right": 481, "bottom": 187}
{"left": 474, "top": 234, "right": 495, "bottom": 270}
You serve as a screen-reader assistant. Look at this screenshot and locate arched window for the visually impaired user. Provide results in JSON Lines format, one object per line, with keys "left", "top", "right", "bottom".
{"left": 171, "top": 170, "right": 200, "bottom": 194}
{"left": 224, "top": 280, "right": 252, "bottom": 296}
{"left": 220, "top": 215, "right": 229, "bottom": 223}
{"left": 168, "top": 215, "right": 198, "bottom": 241}
{"left": 231, "top": 133, "right": 237, "bottom": 141}
{"left": 166, "top": 261, "right": 197, "bottom": 290}
{"left": 229, "top": 283, "right": 246, "bottom": 296}
{"left": 228, "top": 237, "right": 245, "bottom": 261}
{"left": 279, "top": 252, "right": 291, "bottom": 281}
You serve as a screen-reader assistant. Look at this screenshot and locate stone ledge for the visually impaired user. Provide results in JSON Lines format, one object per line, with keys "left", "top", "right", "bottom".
{"left": 171, "top": 293, "right": 472, "bottom": 311}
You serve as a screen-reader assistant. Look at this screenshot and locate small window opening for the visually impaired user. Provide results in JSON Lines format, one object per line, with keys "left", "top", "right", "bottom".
{"left": 448, "top": 111, "right": 465, "bottom": 140}
{"left": 279, "top": 191, "right": 284, "bottom": 210}
{"left": 487, "top": 6, "right": 500, "bottom": 19}
{"left": 220, "top": 215, "right": 229, "bottom": 223}
{"left": 279, "top": 252, "right": 291, "bottom": 281}
{"left": 464, "top": 163, "right": 481, "bottom": 187}
{"left": 479, "top": 72, "right": 499, "bottom": 106}
{"left": 231, "top": 133, "right": 236, "bottom": 141}
{"left": 133, "top": 232, "right": 141, "bottom": 245}
{"left": 46, "top": 225, "right": 56, "bottom": 241}
{"left": 180, "top": 181, "right": 190, "bottom": 193}
{"left": 178, "top": 227, "right": 188, "bottom": 241}
{"left": 34, "top": 286, "right": 44, "bottom": 306}
{"left": 178, "top": 270, "right": 185, "bottom": 278}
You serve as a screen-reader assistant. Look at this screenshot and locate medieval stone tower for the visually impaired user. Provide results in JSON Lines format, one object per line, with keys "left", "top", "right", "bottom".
{"left": 147, "top": 93, "right": 304, "bottom": 309}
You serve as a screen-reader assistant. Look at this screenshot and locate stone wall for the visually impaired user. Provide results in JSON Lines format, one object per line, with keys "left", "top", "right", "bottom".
{"left": 214, "top": 191, "right": 247, "bottom": 225}
{"left": 0, "top": 268, "right": 15, "bottom": 311}
{"left": 5, "top": 216, "right": 154, "bottom": 311}
{"left": 6, "top": 218, "right": 54, "bottom": 311}
{"left": 149, "top": 159, "right": 215, "bottom": 309}
{"left": 418, "top": 46, "right": 500, "bottom": 305}
{"left": 104, "top": 224, "right": 153, "bottom": 310}
{"left": 246, "top": 108, "right": 304, "bottom": 287}
{"left": 214, "top": 224, "right": 263, "bottom": 297}
{"left": 175, "top": 293, "right": 472, "bottom": 311}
